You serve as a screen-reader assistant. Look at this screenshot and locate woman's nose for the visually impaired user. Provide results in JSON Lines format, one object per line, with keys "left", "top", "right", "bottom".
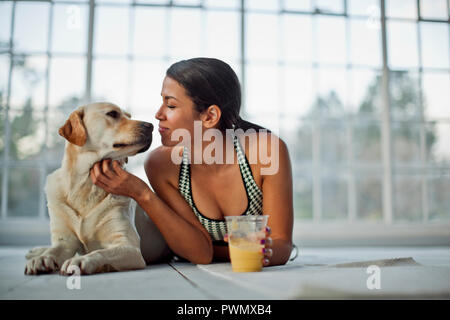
{"left": 155, "top": 105, "right": 165, "bottom": 120}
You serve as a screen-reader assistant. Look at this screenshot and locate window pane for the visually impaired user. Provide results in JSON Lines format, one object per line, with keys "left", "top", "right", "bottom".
{"left": 428, "top": 174, "right": 450, "bottom": 221}
{"left": 245, "top": 116, "right": 280, "bottom": 134}
{"left": 356, "top": 174, "right": 382, "bottom": 221}
{"left": 205, "top": 11, "right": 240, "bottom": 61}
{"left": 353, "top": 122, "right": 382, "bottom": 163}
{"left": 0, "top": 55, "right": 9, "bottom": 108}
{"left": 316, "top": 0, "right": 344, "bottom": 14}
{"left": 426, "top": 122, "right": 450, "bottom": 164}
{"left": 282, "top": 14, "right": 312, "bottom": 63}
{"left": 316, "top": 67, "right": 347, "bottom": 116}
{"left": 14, "top": 2, "right": 50, "bottom": 52}
{"left": 94, "top": 6, "right": 130, "bottom": 56}
{"left": 350, "top": 69, "right": 382, "bottom": 115}
{"left": 0, "top": 107, "right": 4, "bottom": 155}
{"left": 245, "top": 63, "right": 279, "bottom": 117}
{"left": 51, "top": 4, "right": 88, "bottom": 54}
{"left": 394, "top": 175, "right": 422, "bottom": 221}
{"left": 392, "top": 122, "right": 421, "bottom": 165}
{"left": 286, "top": 119, "right": 312, "bottom": 164}
{"left": 422, "top": 71, "right": 450, "bottom": 119}
{"left": 204, "top": 0, "right": 240, "bottom": 9}
{"left": 8, "top": 167, "right": 41, "bottom": 217}
{"left": 386, "top": 0, "right": 418, "bottom": 19}
{"left": 348, "top": 0, "right": 380, "bottom": 16}
{"left": 49, "top": 57, "right": 86, "bottom": 109}
{"left": 390, "top": 71, "right": 421, "bottom": 120}
{"left": 387, "top": 21, "right": 419, "bottom": 69}
{"left": 169, "top": 8, "right": 202, "bottom": 59}
{"left": 245, "top": 0, "right": 279, "bottom": 11}
{"left": 282, "top": 66, "right": 314, "bottom": 117}
{"left": 92, "top": 59, "right": 129, "bottom": 107}
{"left": 420, "top": 0, "right": 448, "bottom": 20}
{"left": 173, "top": 0, "right": 201, "bottom": 5}
{"left": 293, "top": 173, "right": 313, "bottom": 219}
{"left": 0, "top": 1, "right": 12, "bottom": 51}
{"left": 420, "top": 22, "right": 449, "bottom": 69}
{"left": 96, "top": 0, "right": 131, "bottom": 3}
{"left": 129, "top": 60, "right": 166, "bottom": 113}
{"left": 9, "top": 110, "right": 46, "bottom": 162}
{"left": 246, "top": 13, "right": 278, "bottom": 62}
{"left": 322, "top": 175, "right": 348, "bottom": 219}
{"left": 10, "top": 55, "right": 48, "bottom": 111}
{"left": 136, "top": 0, "right": 169, "bottom": 4}
{"left": 349, "top": 18, "right": 381, "bottom": 67}
{"left": 316, "top": 16, "right": 346, "bottom": 65}
{"left": 321, "top": 122, "right": 348, "bottom": 163}
{"left": 284, "top": 0, "right": 312, "bottom": 11}
{"left": 133, "top": 7, "right": 167, "bottom": 58}
{"left": 0, "top": 170, "right": 2, "bottom": 209}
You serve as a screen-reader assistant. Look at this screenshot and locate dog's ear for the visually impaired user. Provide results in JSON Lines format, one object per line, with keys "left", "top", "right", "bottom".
{"left": 58, "top": 107, "right": 87, "bottom": 146}
{"left": 124, "top": 111, "right": 131, "bottom": 118}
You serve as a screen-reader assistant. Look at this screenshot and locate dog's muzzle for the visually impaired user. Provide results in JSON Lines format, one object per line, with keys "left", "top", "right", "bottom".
{"left": 136, "top": 122, "right": 153, "bottom": 154}
{"left": 112, "top": 122, "right": 153, "bottom": 153}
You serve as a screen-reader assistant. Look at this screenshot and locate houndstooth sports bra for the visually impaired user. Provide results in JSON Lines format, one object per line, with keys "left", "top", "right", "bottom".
{"left": 178, "top": 132, "right": 263, "bottom": 245}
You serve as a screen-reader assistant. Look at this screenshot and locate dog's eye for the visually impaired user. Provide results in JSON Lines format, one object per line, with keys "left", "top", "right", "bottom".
{"left": 106, "top": 110, "right": 120, "bottom": 119}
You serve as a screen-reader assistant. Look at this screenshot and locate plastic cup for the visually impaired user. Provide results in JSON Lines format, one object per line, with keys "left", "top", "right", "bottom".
{"left": 225, "top": 215, "right": 269, "bottom": 272}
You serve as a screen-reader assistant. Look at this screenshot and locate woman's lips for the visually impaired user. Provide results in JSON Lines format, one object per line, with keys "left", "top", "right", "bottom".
{"left": 158, "top": 126, "right": 169, "bottom": 134}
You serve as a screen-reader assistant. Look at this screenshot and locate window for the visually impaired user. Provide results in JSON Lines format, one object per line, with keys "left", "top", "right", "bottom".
{"left": 1, "top": 0, "right": 449, "bottom": 226}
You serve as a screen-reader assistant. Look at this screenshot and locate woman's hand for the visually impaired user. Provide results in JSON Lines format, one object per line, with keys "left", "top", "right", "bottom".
{"left": 261, "top": 226, "right": 273, "bottom": 267}
{"left": 90, "top": 159, "right": 150, "bottom": 201}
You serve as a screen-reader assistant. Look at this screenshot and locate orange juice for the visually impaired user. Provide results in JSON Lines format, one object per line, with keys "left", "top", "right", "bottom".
{"left": 229, "top": 239, "right": 263, "bottom": 272}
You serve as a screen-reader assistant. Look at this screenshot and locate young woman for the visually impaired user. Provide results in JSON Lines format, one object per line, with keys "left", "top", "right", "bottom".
{"left": 90, "top": 58, "right": 294, "bottom": 267}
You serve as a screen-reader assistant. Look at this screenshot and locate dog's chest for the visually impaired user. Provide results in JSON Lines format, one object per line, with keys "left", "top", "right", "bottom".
{"left": 64, "top": 186, "right": 130, "bottom": 250}
{"left": 67, "top": 182, "right": 109, "bottom": 212}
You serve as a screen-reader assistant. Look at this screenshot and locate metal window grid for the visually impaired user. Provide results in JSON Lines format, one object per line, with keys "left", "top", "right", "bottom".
{"left": 0, "top": 0, "right": 449, "bottom": 224}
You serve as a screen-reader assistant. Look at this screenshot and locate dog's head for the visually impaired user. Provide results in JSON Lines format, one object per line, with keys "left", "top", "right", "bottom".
{"left": 58, "top": 102, "right": 153, "bottom": 159}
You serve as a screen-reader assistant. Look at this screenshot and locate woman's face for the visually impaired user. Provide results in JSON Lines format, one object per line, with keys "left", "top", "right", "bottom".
{"left": 155, "top": 76, "right": 199, "bottom": 146}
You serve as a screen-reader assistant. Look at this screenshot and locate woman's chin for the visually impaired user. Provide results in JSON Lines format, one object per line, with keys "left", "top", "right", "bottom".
{"left": 160, "top": 137, "right": 178, "bottom": 147}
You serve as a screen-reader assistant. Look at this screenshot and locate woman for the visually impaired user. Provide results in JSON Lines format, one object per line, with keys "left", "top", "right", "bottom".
{"left": 90, "top": 58, "right": 294, "bottom": 266}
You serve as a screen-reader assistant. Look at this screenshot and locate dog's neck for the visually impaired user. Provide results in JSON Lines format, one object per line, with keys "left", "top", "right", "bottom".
{"left": 62, "top": 143, "right": 127, "bottom": 185}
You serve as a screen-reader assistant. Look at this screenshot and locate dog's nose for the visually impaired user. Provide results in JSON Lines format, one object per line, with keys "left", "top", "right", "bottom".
{"left": 142, "top": 122, "right": 153, "bottom": 132}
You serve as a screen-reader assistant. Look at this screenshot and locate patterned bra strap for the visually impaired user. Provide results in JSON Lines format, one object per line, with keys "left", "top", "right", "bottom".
{"left": 233, "top": 133, "right": 262, "bottom": 194}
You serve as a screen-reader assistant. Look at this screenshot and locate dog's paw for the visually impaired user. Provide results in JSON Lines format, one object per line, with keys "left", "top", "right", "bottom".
{"left": 60, "top": 256, "right": 99, "bottom": 276}
{"left": 25, "top": 255, "right": 59, "bottom": 275}
{"left": 25, "top": 247, "right": 49, "bottom": 260}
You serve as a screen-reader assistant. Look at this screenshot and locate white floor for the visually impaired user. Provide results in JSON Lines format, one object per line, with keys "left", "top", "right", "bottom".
{"left": 1, "top": 246, "right": 450, "bottom": 299}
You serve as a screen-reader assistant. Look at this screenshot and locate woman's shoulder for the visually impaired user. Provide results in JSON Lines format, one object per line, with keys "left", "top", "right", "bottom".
{"left": 236, "top": 130, "right": 289, "bottom": 163}
{"left": 235, "top": 128, "right": 291, "bottom": 181}
{"left": 144, "top": 145, "right": 183, "bottom": 186}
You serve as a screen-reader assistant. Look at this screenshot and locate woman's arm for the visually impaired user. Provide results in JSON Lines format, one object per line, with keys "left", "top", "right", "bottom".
{"left": 135, "top": 184, "right": 213, "bottom": 264}
{"left": 89, "top": 152, "right": 213, "bottom": 264}
{"left": 259, "top": 135, "right": 294, "bottom": 266}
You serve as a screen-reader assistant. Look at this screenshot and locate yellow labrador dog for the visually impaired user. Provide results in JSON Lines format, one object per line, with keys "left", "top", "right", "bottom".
{"left": 25, "top": 102, "right": 168, "bottom": 275}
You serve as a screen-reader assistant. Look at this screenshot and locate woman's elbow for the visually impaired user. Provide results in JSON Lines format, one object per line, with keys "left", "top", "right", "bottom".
{"left": 193, "top": 255, "right": 213, "bottom": 265}
{"left": 188, "top": 241, "right": 213, "bottom": 265}
{"left": 272, "top": 240, "right": 293, "bottom": 266}
{"left": 190, "top": 250, "right": 213, "bottom": 265}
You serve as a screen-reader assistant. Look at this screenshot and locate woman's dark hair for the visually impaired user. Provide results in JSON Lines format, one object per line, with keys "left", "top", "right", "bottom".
{"left": 166, "top": 57, "right": 268, "bottom": 133}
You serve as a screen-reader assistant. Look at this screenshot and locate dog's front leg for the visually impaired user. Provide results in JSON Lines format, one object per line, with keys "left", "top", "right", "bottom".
{"left": 60, "top": 245, "right": 145, "bottom": 275}
{"left": 25, "top": 204, "right": 83, "bottom": 275}
{"left": 59, "top": 210, "right": 146, "bottom": 275}
{"left": 25, "top": 237, "right": 82, "bottom": 275}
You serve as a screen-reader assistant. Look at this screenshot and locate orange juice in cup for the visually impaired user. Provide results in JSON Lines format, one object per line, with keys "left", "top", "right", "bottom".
{"left": 225, "top": 216, "right": 269, "bottom": 272}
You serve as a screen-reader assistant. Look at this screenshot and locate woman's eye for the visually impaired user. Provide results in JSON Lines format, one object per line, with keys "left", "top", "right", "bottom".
{"left": 167, "top": 105, "right": 176, "bottom": 109}
{"left": 106, "top": 110, "right": 120, "bottom": 119}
